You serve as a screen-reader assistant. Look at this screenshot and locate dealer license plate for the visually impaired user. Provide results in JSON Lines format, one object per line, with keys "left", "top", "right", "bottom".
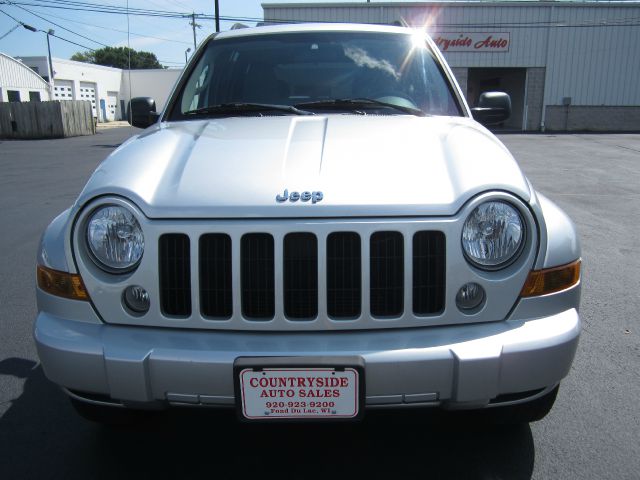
{"left": 238, "top": 367, "right": 360, "bottom": 420}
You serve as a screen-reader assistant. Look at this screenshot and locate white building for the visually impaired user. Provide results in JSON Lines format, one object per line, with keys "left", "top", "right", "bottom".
{"left": 120, "top": 69, "right": 184, "bottom": 112}
{"left": 263, "top": 1, "right": 640, "bottom": 131}
{"left": 0, "top": 53, "right": 51, "bottom": 103}
{"left": 13, "top": 56, "right": 182, "bottom": 122}
{"left": 20, "top": 56, "right": 121, "bottom": 121}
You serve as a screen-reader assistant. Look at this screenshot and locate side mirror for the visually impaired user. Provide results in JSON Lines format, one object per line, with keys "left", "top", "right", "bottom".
{"left": 471, "top": 92, "right": 511, "bottom": 126}
{"left": 128, "top": 97, "right": 159, "bottom": 129}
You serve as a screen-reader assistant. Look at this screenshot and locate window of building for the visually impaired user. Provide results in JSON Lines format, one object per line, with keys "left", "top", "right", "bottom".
{"left": 29, "top": 91, "right": 41, "bottom": 102}
{"left": 7, "top": 90, "right": 20, "bottom": 102}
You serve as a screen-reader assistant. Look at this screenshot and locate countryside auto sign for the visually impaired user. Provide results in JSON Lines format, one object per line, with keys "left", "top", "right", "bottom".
{"left": 239, "top": 368, "right": 360, "bottom": 419}
{"left": 433, "top": 32, "right": 510, "bottom": 52}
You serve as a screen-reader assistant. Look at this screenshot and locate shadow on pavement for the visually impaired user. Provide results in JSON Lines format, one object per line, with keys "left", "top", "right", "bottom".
{"left": 0, "top": 358, "right": 535, "bottom": 479}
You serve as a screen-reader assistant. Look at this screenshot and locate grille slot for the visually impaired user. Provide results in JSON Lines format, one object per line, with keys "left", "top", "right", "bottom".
{"left": 327, "top": 232, "right": 361, "bottom": 319}
{"left": 370, "top": 231, "right": 404, "bottom": 317}
{"left": 413, "top": 231, "right": 446, "bottom": 315}
{"left": 283, "top": 233, "right": 318, "bottom": 320}
{"left": 199, "top": 234, "right": 232, "bottom": 319}
{"left": 159, "top": 234, "right": 192, "bottom": 317}
{"left": 241, "top": 233, "right": 275, "bottom": 320}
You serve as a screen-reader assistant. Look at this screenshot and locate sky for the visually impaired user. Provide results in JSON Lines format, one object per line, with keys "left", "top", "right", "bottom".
{"left": 0, "top": 0, "right": 401, "bottom": 67}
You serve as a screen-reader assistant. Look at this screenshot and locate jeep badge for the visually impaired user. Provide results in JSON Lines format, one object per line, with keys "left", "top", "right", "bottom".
{"left": 276, "top": 189, "right": 323, "bottom": 204}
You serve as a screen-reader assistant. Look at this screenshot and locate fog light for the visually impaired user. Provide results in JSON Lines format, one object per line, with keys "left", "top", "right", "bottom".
{"left": 123, "top": 286, "right": 150, "bottom": 314}
{"left": 456, "top": 283, "right": 485, "bottom": 311}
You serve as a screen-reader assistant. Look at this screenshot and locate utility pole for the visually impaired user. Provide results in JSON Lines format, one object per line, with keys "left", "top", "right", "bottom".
{"left": 46, "top": 29, "right": 55, "bottom": 97}
{"left": 214, "top": 0, "right": 220, "bottom": 32}
{"left": 46, "top": 29, "right": 54, "bottom": 82}
{"left": 189, "top": 13, "right": 201, "bottom": 49}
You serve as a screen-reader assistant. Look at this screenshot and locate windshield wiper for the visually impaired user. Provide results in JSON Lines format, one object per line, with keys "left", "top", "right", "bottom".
{"left": 184, "top": 103, "right": 313, "bottom": 116}
{"left": 294, "top": 98, "right": 427, "bottom": 117}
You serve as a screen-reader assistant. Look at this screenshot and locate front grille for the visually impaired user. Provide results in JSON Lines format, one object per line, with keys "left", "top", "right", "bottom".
{"left": 283, "top": 233, "right": 318, "bottom": 320}
{"left": 327, "top": 232, "right": 361, "bottom": 319}
{"left": 199, "top": 234, "right": 232, "bottom": 319}
{"left": 158, "top": 228, "right": 446, "bottom": 327}
{"left": 241, "top": 233, "right": 275, "bottom": 320}
{"left": 413, "top": 231, "right": 446, "bottom": 315}
{"left": 370, "top": 231, "right": 404, "bottom": 317}
{"left": 159, "top": 234, "right": 192, "bottom": 317}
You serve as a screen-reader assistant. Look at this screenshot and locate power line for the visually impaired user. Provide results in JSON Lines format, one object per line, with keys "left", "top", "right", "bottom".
{"left": 7, "top": 0, "right": 640, "bottom": 28}
{"left": 3, "top": 10, "right": 98, "bottom": 51}
{"left": 4, "top": 0, "right": 207, "bottom": 61}
{"left": 6, "top": 0, "right": 640, "bottom": 31}
{"left": 165, "top": 0, "right": 191, "bottom": 11}
{"left": 49, "top": 30, "right": 96, "bottom": 50}
{"left": 0, "top": 6, "right": 28, "bottom": 26}
{"left": 4, "top": 0, "right": 191, "bottom": 18}
{"left": 25, "top": 0, "right": 188, "bottom": 16}
{"left": 0, "top": 7, "right": 96, "bottom": 50}
{"left": 0, "top": 22, "right": 19, "bottom": 40}
{"left": 7, "top": 0, "right": 110, "bottom": 47}
{"left": 145, "top": 0, "right": 189, "bottom": 13}
{"left": 1, "top": 4, "right": 185, "bottom": 65}
{"left": 12, "top": 2, "right": 193, "bottom": 46}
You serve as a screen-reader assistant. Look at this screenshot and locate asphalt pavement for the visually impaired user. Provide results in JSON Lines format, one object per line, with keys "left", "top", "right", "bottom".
{"left": 0, "top": 127, "right": 638, "bottom": 479}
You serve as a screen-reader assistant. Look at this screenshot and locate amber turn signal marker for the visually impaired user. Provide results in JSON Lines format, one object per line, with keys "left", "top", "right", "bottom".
{"left": 520, "top": 260, "right": 581, "bottom": 297}
{"left": 37, "top": 265, "right": 89, "bottom": 301}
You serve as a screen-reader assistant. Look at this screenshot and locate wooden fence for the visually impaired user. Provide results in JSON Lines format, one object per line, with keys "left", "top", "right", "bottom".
{"left": 0, "top": 100, "right": 95, "bottom": 139}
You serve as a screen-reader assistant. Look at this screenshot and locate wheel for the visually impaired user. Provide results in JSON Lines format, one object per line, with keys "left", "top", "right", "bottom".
{"left": 69, "top": 397, "right": 144, "bottom": 426}
{"left": 492, "top": 385, "right": 560, "bottom": 424}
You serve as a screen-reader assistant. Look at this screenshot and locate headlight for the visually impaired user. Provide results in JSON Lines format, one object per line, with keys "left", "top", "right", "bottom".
{"left": 86, "top": 205, "right": 144, "bottom": 272}
{"left": 462, "top": 200, "right": 524, "bottom": 269}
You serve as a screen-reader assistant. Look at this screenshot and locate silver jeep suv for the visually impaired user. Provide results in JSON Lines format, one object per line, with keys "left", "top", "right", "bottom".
{"left": 35, "top": 23, "right": 580, "bottom": 423}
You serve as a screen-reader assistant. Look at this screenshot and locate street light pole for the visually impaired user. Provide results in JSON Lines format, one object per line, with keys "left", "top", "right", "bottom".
{"left": 185, "top": 47, "right": 191, "bottom": 65}
{"left": 20, "top": 23, "right": 55, "bottom": 98}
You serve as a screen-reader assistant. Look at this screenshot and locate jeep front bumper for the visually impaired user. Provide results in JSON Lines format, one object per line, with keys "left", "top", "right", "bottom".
{"left": 34, "top": 299, "right": 580, "bottom": 410}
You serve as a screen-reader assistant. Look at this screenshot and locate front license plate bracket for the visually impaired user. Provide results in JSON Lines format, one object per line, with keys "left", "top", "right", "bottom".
{"left": 233, "top": 356, "right": 366, "bottom": 422}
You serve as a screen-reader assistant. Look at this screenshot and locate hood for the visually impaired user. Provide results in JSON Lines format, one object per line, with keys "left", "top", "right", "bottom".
{"left": 77, "top": 115, "right": 531, "bottom": 218}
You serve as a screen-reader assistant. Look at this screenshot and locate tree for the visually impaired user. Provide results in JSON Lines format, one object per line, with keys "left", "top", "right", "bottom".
{"left": 70, "top": 51, "right": 95, "bottom": 63}
{"left": 70, "top": 46, "right": 164, "bottom": 69}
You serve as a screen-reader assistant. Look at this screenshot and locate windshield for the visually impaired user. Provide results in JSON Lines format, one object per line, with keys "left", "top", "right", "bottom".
{"left": 169, "top": 30, "right": 462, "bottom": 119}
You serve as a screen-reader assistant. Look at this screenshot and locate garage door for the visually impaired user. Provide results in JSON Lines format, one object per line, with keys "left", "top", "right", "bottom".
{"left": 53, "top": 80, "right": 74, "bottom": 100}
{"left": 79, "top": 82, "right": 97, "bottom": 118}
